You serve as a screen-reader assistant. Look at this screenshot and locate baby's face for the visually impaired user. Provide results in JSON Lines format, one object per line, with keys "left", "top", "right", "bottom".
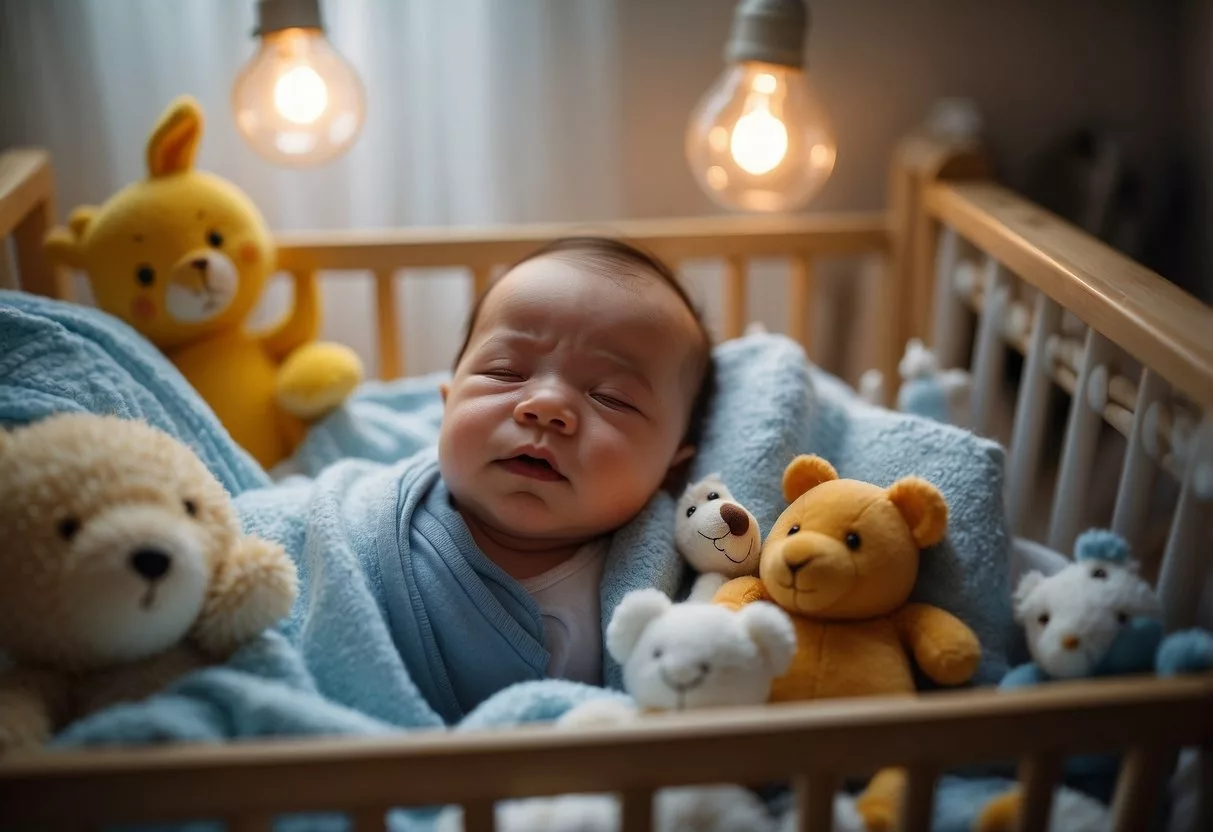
{"left": 439, "top": 255, "right": 705, "bottom": 542}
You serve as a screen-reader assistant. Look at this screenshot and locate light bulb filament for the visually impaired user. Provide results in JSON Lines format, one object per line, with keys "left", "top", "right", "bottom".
{"left": 274, "top": 65, "right": 328, "bottom": 125}
{"left": 729, "top": 96, "right": 788, "bottom": 176}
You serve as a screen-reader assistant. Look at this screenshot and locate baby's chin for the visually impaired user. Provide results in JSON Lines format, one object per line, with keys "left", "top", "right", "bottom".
{"left": 472, "top": 493, "right": 631, "bottom": 543}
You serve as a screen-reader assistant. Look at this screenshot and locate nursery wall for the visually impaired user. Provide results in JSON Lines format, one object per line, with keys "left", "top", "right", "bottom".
{"left": 0, "top": 0, "right": 1196, "bottom": 378}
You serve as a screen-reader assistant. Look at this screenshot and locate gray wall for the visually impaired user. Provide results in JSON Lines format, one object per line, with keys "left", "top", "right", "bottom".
{"left": 616, "top": 0, "right": 1197, "bottom": 295}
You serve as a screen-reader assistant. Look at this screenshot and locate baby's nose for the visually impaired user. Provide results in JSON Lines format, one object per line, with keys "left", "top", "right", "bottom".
{"left": 515, "top": 393, "right": 577, "bottom": 434}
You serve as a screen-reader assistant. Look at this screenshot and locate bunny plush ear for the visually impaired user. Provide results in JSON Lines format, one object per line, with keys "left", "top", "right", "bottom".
{"left": 782, "top": 455, "right": 838, "bottom": 503}
{"left": 1011, "top": 570, "right": 1046, "bottom": 622}
{"left": 147, "top": 95, "right": 204, "bottom": 178}
{"left": 737, "top": 602, "right": 797, "bottom": 677}
{"left": 43, "top": 206, "right": 98, "bottom": 269}
{"left": 605, "top": 589, "right": 672, "bottom": 664}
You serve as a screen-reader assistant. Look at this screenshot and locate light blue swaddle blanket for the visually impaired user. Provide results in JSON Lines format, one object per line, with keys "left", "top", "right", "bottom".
{"left": 2, "top": 293, "right": 1017, "bottom": 831}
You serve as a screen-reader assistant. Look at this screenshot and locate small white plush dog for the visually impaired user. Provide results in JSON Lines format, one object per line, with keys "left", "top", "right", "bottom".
{"left": 437, "top": 590, "right": 866, "bottom": 832}
{"left": 675, "top": 475, "right": 761, "bottom": 603}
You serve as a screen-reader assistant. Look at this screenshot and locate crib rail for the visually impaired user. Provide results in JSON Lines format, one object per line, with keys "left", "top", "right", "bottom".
{"left": 924, "top": 181, "right": 1213, "bottom": 413}
{"left": 274, "top": 212, "right": 889, "bottom": 381}
{"left": 2, "top": 674, "right": 1211, "bottom": 830}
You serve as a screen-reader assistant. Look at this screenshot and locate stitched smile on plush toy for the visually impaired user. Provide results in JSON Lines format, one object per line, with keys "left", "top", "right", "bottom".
{"left": 658, "top": 663, "right": 709, "bottom": 710}
{"left": 697, "top": 530, "right": 753, "bottom": 564}
{"left": 164, "top": 249, "right": 239, "bottom": 323}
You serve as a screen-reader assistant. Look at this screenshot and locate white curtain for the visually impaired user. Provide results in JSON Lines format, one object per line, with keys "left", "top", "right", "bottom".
{"left": 0, "top": 0, "right": 624, "bottom": 375}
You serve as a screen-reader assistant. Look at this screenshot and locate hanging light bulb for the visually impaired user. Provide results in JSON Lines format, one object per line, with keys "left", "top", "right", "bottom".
{"left": 232, "top": 0, "right": 366, "bottom": 167}
{"left": 686, "top": 0, "right": 836, "bottom": 213}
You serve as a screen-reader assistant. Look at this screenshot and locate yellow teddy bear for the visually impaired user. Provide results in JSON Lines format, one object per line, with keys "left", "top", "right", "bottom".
{"left": 0, "top": 413, "right": 298, "bottom": 750}
{"left": 714, "top": 453, "right": 983, "bottom": 830}
{"left": 44, "top": 96, "right": 363, "bottom": 469}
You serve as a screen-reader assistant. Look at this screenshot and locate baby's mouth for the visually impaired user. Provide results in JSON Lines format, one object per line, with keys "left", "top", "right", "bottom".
{"left": 497, "top": 454, "right": 567, "bottom": 482}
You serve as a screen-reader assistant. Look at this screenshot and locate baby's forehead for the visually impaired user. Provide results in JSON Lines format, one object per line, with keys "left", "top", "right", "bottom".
{"left": 475, "top": 254, "right": 702, "bottom": 346}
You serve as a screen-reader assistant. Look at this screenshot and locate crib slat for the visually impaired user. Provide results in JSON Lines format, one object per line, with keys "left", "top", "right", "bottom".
{"left": 1005, "top": 293, "right": 1063, "bottom": 534}
{"left": 929, "top": 226, "right": 966, "bottom": 369}
{"left": 352, "top": 806, "right": 387, "bottom": 831}
{"left": 968, "top": 256, "right": 1011, "bottom": 437}
{"left": 1157, "top": 416, "right": 1212, "bottom": 632}
{"left": 1199, "top": 745, "right": 1213, "bottom": 832}
{"left": 1110, "top": 747, "right": 1166, "bottom": 832}
{"left": 620, "top": 788, "right": 654, "bottom": 831}
{"left": 899, "top": 766, "right": 937, "bottom": 832}
{"left": 375, "top": 271, "right": 402, "bottom": 380}
{"left": 1047, "top": 328, "right": 1116, "bottom": 553}
{"left": 1111, "top": 368, "right": 1167, "bottom": 551}
{"left": 472, "top": 266, "right": 493, "bottom": 299}
{"left": 787, "top": 255, "right": 814, "bottom": 354}
{"left": 1018, "top": 754, "right": 1061, "bottom": 832}
{"left": 228, "top": 813, "right": 273, "bottom": 832}
{"left": 462, "top": 800, "right": 495, "bottom": 832}
{"left": 723, "top": 256, "right": 747, "bottom": 340}
{"left": 793, "top": 773, "right": 837, "bottom": 832}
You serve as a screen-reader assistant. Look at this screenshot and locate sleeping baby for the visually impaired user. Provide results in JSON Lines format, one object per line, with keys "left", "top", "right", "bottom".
{"left": 237, "top": 236, "right": 715, "bottom": 724}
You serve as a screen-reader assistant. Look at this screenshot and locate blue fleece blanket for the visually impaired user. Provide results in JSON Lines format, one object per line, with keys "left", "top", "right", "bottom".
{"left": 3, "top": 294, "right": 1016, "bottom": 830}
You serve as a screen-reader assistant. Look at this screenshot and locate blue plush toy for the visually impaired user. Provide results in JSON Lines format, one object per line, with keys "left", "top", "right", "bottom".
{"left": 974, "top": 529, "right": 1213, "bottom": 831}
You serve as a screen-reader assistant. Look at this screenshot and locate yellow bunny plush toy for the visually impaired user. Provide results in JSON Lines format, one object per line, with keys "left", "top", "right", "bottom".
{"left": 44, "top": 95, "right": 363, "bottom": 470}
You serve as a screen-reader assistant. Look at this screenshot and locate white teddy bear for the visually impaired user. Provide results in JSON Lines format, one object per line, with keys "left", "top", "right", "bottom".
{"left": 675, "top": 475, "right": 761, "bottom": 603}
{"left": 437, "top": 589, "right": 864, "bottom": 832}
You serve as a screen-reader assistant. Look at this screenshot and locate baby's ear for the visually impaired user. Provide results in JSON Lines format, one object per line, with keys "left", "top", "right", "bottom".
{"left": 606, "top": 589, "right": 671, "bottom": 664}
{"left": 886, "top": 475, "right": 948, "bottom": 548}
{"left": 782, "top": 454, "right": 838, "bottom": 503}
{"left": 737, "top": 602, "right": 796, "bottom": 677}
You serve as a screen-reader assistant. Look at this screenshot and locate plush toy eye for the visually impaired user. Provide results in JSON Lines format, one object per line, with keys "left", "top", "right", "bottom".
{"left": 685, "top": 506, "right": 696, "bottom": 518}
{"left": 1037, "top": 613, "right": 1050, "bottom": 626}
{"left": 183, "top": 499, "right": 198, "bottom": 517}
{"left": 788, "top": 524, "right": 800, "bottom": 535}
{"left": 57, "top": 517, "right": 81, "bottom": 540}
{"left": 845, "top": 531, "right": 861, "bottom": 550}
{"left": 1091, "top": 567, "right": 1108, "bottom": 580}
{"left": 653, "top": 648, "right": 663, "bottom": 659}
{"left": 1117, "top": 612, "right": 1129, "bottom": 625}
{"left": 207, "top": 229, "right": 224, "bottom": 248}
{"left": 135, "top": 265, "right": 155, "bottom": 286}
{"left": 706, "top": 491, "right": 719, "bottom": 501}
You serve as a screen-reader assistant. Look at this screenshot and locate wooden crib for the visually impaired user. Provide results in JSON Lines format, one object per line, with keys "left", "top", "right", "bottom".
{"left": 0, "top": 132, "right": 1211, "bottom": 832}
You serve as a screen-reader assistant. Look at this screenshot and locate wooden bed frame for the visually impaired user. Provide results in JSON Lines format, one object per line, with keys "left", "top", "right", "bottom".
{"left": 0, "top": 133, "right": 1211, "bottom": 832}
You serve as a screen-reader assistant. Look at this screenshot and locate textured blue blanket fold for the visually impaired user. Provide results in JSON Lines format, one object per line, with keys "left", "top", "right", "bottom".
{"left": 3, "top": 294, "right": 1012, "bottom": 781}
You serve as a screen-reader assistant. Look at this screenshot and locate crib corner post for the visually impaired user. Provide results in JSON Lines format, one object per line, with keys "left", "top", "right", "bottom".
{"left": 885, "top": 132, "right": 989, "bottom": 399}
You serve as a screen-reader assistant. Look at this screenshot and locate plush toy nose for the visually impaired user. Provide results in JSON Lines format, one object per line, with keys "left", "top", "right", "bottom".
{"left": 130, "top": 547, "right": 172, "bottom": 581}
{"left": 786, "top": 555, "right": 816, "bottom": 575}
{"left": 720, "top": 503, "right": 750, "bottom": 536}
{"left": 1062, "top": 634, "right": 1081, "bottom": 651}
{"left": 191, "top": 258, "right": 208, "bottom": 271}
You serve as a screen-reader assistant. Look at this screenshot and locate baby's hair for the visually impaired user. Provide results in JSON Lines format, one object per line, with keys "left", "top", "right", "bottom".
{"left": 453, "top": 235, "right": 716, "bottom": 448}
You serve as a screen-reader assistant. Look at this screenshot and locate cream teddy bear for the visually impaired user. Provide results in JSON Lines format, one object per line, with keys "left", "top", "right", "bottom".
{"left": 439, "top": 589, "right": 866, "bottom": 832}
{"left": 676, "top": 475, "right": 762, "bottom": 604}
{"left": 0, "top": 413, "right": 299, "bottom": 750}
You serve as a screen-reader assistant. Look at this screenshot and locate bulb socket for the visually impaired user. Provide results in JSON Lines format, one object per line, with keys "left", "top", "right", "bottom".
{"left": 255, "top": 0, "right": 324, "bottom": 37}
{"left": 724, "top": 0, "right": 808, "bottom": 69}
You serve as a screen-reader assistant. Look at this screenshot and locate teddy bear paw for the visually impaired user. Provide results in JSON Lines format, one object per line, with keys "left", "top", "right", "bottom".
{"left": 276, "top": 341, "right": 364, "bottom": 420}
{"left": 193, "top": 536, "right": 299, "bottom": 657}
{"left": 853, "top": 798, "right": 898, "bottom": 832}
{"left": 972, "top": 789, "right": 1021, "bottom": 832}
